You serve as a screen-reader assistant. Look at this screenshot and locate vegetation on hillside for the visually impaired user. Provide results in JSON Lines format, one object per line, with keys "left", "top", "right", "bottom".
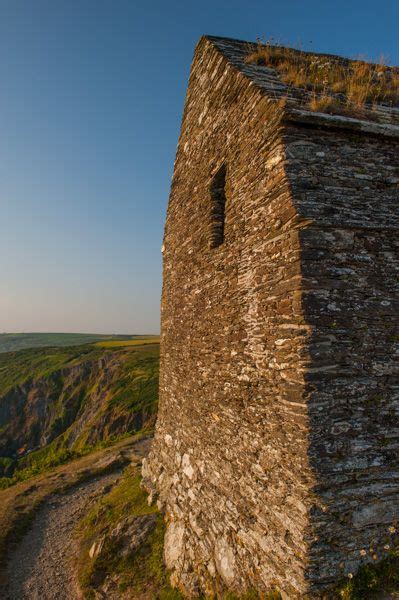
{"left": 0, "top": 341, "right": 159, "bottom": 487}
{"left": 245, "top": 41, "right": 399, "bottom": 117}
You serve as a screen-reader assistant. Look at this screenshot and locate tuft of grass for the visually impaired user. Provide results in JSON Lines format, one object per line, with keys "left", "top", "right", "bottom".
{"left": 307, "top": 94, "right": 372, "bottom": 119}
{"left": 335, "top": 550, "right": 399, "bottom": 599}
{"left": 245, "top": 41, "right": 399, "bottom": 118}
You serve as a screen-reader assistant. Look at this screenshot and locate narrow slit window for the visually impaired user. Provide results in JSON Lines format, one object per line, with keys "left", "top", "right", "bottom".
{"left": 209, "top": 164, "right": 227, "bottom": 248}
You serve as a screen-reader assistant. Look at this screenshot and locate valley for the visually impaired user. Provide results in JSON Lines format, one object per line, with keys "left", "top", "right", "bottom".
{"left": 0, "top": 340, "right": 159, "bottom": 485}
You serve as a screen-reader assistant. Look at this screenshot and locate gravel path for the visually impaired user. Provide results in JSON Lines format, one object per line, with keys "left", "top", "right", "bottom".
{"left": 4, "top": 469, "right": 122, "bottom": 600}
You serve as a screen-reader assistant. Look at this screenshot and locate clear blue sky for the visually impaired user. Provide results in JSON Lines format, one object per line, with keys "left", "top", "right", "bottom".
{"left": 1, "top": 0, "right": 398, "bottom": 334}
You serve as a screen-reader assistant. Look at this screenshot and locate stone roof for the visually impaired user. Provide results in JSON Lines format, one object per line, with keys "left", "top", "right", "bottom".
{"left": 204, "top": 35, "right": 399, "bottom": 134}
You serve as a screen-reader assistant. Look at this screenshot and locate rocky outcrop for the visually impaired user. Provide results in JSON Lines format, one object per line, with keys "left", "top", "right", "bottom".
{"left": 89, "top": 514, "right": 157, "bottom": 562}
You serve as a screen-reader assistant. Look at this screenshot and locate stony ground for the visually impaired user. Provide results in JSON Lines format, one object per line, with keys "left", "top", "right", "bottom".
{"left": 4, "top": 469, "right": 122, "bottom": 600}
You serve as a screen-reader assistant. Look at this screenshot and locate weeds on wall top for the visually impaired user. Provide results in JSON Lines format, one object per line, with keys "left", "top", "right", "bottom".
{"left": 245, "top": 39, "right": 399, "bottom": 119}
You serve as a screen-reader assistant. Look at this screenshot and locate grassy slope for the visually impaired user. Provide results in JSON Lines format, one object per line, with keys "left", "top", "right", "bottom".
{"left": 0, "top": 338, "right": 159, "bottom": 397}
{"left": 0, "top": 343, "right": 103, "bottom": 397}
{"left": 0, "top": 341, "right": 159, "bottom": 486}
{"left": 77, "top": 466, "right": 184, "bottom": 599}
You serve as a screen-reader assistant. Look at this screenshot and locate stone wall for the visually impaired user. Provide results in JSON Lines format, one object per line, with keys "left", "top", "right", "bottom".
{"left": 284, "top": 122, "right": 399, "bottom": 589}
{"left": 143, "top": 36, "right": 399, "bottom": 598}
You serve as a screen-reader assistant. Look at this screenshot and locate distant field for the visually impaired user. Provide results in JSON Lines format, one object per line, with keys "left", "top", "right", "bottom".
{"left": 0, "top": 333, "right": 152, "bottom": 353}
{"left": 95, "top": 336, "right": 160, "bottom": 348}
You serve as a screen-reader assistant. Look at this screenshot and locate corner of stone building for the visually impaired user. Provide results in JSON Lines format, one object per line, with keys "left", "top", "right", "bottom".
{"left": 139, "top": 36, "right": 399, "bottom": 600}
{"left": 281, "top": 113, "right": 399, "bottom": 592}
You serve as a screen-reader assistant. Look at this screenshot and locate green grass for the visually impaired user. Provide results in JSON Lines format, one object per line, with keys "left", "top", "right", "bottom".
{"left": 0, "top": 342, "right": 159, "bottom": 399}
{"left": 77, "top": 466, "right": 184, "bottom": 599}
{"left": 0, "top": 343, "right": 103, "bottom": 396}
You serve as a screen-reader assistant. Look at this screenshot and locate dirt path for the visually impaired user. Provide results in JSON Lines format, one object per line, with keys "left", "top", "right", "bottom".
{"left": 4, "top": 469, "right": 122, "bottom": 600}
{"left": 4, "top": 437, "right": 151, "bottom": 600}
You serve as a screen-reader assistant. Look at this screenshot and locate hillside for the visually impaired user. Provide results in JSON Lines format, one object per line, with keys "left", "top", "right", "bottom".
{"left": 0, "top": 333, "right": 150, "bottom": 353}
{"left": 0, "top": 341, "right": 159, "bottom": 484}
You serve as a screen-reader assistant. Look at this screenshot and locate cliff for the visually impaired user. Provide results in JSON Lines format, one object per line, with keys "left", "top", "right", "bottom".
{"left": 0, "top": 343, "right": 159, "bottom": 480}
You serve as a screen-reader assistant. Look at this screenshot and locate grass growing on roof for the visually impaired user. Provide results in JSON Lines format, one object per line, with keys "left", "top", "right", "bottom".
{"left": 245, "top": 40, "right": 399, "bottom": 118}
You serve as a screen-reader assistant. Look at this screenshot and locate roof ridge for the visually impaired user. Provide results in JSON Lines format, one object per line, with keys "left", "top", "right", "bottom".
{"left": 201, "top": 35, "right": 399, "bottom": 127}
{"left": 205, "top": 35, "right": 398, "bottom": 67}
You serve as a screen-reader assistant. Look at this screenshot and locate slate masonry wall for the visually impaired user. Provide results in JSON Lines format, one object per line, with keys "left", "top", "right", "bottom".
{"left": 142, "top": 36, "right": 399, "bottom": 598}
